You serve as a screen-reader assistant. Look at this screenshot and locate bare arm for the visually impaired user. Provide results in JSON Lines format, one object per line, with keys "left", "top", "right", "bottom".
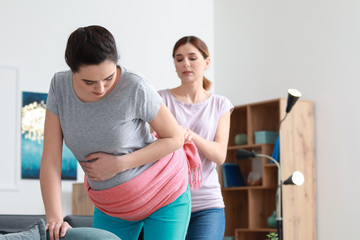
{"left": 187, "top": 111, "right": 231, "bottom": 165}
{"left": 82, "top": 103, "right": 184, "bottom": 181}
{"left": 40, "top": 110, "right": 71, "bottom": 240}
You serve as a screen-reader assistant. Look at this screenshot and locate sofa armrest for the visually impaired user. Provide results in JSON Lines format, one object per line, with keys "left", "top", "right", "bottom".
{"left": 63, "top": 215, "right": 93, "bottom": 228}
{"left": 0, "top": 214, "right": 46, "bottom": 234}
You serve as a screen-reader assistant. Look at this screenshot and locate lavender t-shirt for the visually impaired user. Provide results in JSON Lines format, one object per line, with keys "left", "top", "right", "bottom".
{"left": 158, "top": 89, "right": 233, "bottom": 212}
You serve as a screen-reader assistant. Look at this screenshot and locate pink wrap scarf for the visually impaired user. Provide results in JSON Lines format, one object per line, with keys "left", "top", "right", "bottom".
{"left": 84, "top": 141, "right": 202, "bottom": 221}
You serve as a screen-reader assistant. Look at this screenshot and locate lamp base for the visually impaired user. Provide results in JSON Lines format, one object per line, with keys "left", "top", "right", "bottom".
{"left": 277, "top": 219, "right": 283, "bottom": 240}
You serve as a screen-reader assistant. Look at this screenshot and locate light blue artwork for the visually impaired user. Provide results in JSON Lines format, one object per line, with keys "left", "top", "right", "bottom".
{"left": 21, "top": 91, "right": 77, "bottom": 180}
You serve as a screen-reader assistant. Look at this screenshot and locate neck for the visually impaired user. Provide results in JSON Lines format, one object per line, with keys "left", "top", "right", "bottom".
{"left": 171, "top": 83, "right": 210, "bottom": 104}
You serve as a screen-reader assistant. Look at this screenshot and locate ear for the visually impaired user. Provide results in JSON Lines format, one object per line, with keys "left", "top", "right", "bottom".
{"left": 204, "top": 57, "right": 210, "bottom": 70}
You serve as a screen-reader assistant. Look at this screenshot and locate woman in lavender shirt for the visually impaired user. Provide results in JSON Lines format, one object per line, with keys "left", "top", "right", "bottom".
{"left": 158, "top": 36, "right": 233, "bottom": 240}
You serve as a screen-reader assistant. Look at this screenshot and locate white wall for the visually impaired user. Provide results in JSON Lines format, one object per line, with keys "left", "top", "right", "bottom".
{"left": 0, "top": 0, "right": 214, "bottom": 217}
{"left": 2, "top": 1, "right": 359, "bottom": 239}
{"left": 214, "top": 0, "right": 360, "bottom": 239}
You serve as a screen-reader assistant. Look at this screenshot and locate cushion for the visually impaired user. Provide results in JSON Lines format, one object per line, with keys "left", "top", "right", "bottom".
{"left": 0, "top": 219, "right": 46, "bottom": 240}
{"left": 0, "top": 217, "right": 120, "bottom": 240}
{"left": 61, "top": 227, "right": 121, "bottom": 240}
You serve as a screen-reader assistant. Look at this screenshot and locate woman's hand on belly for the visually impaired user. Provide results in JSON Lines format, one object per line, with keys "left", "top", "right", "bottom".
{"left": 80, "top": 152, "right": 126, "bottom": 181}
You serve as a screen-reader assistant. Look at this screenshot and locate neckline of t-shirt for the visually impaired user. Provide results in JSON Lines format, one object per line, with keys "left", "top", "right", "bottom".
{"left": 69, "top": 65, "right": 124, "bottom": 105}
{"left": 166, "top": 89, "right": 214, "bottom": 107}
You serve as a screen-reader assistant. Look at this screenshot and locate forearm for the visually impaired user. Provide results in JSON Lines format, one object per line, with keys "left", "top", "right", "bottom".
{"left": 119, "top": 135, "right": 183, "bottom": 171}
{"left": 40, "top": 159, "right": 63, "bottom": 222}
{"left": 190, "top": 111, "right": 231, "bottom": 165}
{"left": 191, "top": 132, "right": 227, "bottom": 165}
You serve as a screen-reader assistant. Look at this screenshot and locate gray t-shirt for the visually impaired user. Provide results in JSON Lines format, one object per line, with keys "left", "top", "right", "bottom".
{"left": 46, "top": 66, "right": 163, "bottom": 190}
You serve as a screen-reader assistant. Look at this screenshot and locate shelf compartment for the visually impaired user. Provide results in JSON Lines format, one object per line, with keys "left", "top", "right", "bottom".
{"left": 248, "top": 188, "right": 276, "bottom": 229}
{"left": 248, "top": 100, "right": 280, "bottom": 145}
{"left": 235, "top": 228, "right": 277, "bottom": 240}
{"left": 223, "top": 190, "right": 249, "bottom": 236}
{"left": 225, "top": 144, "right": 276, "bottom": 187}
{"left": 262, "top": 164, "right": 277, "bottom": 188}
{"left": 229, "top": 106, "right": 247, "bottom": 146}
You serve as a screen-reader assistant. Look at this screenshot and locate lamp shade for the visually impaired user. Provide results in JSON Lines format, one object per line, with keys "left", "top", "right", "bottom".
{"left": 283, "top": 171, "right": 304, "bottom": 186}
{"left": 285, "top": 89, "right": 302, "bottom": 113}
{"left": 236, "top": 148, "right": 256, "bottom": 160}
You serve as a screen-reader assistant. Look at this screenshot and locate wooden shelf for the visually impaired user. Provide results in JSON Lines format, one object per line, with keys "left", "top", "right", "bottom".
{"left": 222, "top": 98, "right": 316, "bottom": 240}
{"left": 227, "top": 144, "right": 265, "bottom": 150}
{"left": 222, "top": 186, "right": 276, "bottom": 191}
{"left": 236, "top": 228, "right": 277, "bottom": 232}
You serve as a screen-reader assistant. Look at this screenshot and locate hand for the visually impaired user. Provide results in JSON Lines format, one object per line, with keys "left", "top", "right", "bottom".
{"left": 180, "top": 126, "right": 193, "bottom": 144}
{"left": 80, "top": 152, "right": 124, "bottom": 181}
{"left": 46, "top": 220, "right": 71, "bottom": 240}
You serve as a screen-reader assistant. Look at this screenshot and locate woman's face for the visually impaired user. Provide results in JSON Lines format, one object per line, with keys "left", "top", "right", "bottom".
{"left": 72, "top": 60, "right": 118, "bottom": 102}
{"left": 174, "top": 43, "right": 210, "bottom": 84}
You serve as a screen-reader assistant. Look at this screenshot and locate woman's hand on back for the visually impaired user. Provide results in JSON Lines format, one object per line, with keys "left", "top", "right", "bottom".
{"left": 180, "top": 126, "right": 193, "bottom": 144}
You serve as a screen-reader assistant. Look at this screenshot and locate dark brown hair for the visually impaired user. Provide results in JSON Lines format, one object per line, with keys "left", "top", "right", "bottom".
{"left": 65, "top": 25, "right": 118, "bottom": 72}
{"left": 172, "top": 36, "right": 212, "bottom": 91}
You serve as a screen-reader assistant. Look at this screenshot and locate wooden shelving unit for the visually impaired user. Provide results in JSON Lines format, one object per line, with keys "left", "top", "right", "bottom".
{"left": 72, "top": 183, "right": 94, "bottom": 215}
{"left": 221, "top": 98, "right": 316, "bottom": 240}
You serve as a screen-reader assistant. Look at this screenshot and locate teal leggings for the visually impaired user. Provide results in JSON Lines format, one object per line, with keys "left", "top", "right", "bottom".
{"left": 93, "top": 187, "right": 191, "bottom": 240}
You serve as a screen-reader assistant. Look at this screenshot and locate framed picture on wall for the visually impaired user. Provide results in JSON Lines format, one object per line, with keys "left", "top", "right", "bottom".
{"left": 21, "top": 91, "right": 77, "bottom": 180}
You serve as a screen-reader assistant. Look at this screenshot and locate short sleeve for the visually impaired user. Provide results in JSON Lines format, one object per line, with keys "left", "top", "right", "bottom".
{"left": 136, "top": 78, "right": 163, "bottom": 122}
{"left": 46, "top": 75, "right": 59, "bottom": 116}
{"left": 219, "top": 95, "right": 234, "bottom": 116}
